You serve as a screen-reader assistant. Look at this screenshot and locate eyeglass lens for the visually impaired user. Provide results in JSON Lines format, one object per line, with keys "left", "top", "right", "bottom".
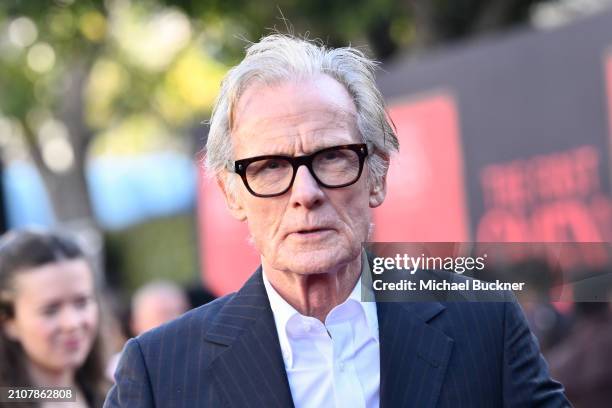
{"left": 245, "top": 147, "right": 361, "bottom": 196}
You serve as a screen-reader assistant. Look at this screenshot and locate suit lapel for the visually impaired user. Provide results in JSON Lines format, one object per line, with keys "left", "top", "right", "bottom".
{"left": 204, "top": 269, "right": 295, "bottom": 408}
{"left": 378, "top": 301, "right": 454, "bottom": 408}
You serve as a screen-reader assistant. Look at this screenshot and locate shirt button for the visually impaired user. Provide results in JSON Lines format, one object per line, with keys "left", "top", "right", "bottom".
{"left": 338, "top": 361, "right": 345, "bottom": 371}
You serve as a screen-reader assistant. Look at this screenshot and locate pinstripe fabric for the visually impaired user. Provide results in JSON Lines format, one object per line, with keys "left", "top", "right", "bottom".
{"left": 104, "top": 267, "right": 571, "bottom": 407}
{"left": 104, "top": 269, "right": 294, "bottom": 408}
{"left": 377, "top": 299, "right": 570, "bottom": 407}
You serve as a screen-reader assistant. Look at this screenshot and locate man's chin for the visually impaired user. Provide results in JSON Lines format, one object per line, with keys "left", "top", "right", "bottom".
{"left": 272, "top": 246, "right": 360, "bottom": 275}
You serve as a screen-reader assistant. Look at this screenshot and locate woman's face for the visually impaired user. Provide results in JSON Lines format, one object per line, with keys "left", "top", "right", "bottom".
{"left": 4, "top": 259, "right": 99, "bottom": 374}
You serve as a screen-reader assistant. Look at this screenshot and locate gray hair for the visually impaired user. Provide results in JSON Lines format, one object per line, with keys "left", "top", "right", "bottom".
{"left": 205, "top": 34, "right": 398, "bottom": 191}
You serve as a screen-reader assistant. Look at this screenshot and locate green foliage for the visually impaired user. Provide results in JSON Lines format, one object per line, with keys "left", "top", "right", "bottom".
{"left": 105, "top": 213, "right": 199, "bottom": 292}
{"left": 0, "top": 0, "right": 232, "bottom": 158}
{"left": 0, "top": 1, "right": 105, "bottom": 116}
{"left": 163, "top": 0, "right": 411, "bottom": 60}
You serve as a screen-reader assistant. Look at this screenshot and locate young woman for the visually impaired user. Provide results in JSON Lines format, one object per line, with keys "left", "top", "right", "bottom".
{"left": 0, "top": 230, "right": 108, "bottom": 407}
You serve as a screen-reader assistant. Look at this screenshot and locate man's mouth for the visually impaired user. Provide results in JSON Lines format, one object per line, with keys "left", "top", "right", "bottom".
{"left": 293, "top": 227, "right": 333, "bottom": 236}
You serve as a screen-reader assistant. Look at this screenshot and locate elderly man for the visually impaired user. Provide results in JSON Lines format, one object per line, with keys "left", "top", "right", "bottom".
{"left": 105, "top": 34, "right": 569, "bottom": 407}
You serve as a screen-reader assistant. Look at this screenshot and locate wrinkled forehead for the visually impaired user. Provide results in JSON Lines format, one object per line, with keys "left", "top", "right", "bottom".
{"left": 236, "top": 106, "right": 357, "bottom": 136}
{"left": 229, "top": 75, "right": 360, "bottom": 152}
{"left": 230, "top": 74, "right": 357, "bottom": 129}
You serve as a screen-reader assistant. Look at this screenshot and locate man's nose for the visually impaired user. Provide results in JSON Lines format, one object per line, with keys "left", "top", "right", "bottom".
{"left": 289, "top": 165, "right": 324, "bottom": 209}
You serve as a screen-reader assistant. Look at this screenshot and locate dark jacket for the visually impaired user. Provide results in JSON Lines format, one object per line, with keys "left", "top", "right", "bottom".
{"left": 104, "top": 268, "right": 570, "bottom": 407}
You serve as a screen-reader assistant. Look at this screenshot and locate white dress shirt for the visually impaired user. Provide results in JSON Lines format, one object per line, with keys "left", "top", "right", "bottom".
{"left": 262, "top": 255, "right": 380, "bottom": 408}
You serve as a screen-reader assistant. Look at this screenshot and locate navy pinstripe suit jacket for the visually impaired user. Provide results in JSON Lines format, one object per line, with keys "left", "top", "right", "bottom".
{"left": 104, "top": 268, "right": 570, "bottom": 407}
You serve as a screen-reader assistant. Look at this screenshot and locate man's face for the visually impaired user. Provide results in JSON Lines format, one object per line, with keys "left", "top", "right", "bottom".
{"left": 220, "top": 74, "right": 386, "bottom": 275}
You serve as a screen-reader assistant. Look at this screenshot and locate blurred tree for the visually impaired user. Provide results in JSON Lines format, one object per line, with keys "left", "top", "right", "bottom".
{"left": 0, "top": 0, "right": 106, "bottom": 229}
{"left": 0, "top": 0, "right": 227, "bottom": 235}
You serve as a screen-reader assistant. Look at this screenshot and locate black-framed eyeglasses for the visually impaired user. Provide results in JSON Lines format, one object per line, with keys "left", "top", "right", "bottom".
{"left": 232, "top": 143, "right": 368, "bottom": 198}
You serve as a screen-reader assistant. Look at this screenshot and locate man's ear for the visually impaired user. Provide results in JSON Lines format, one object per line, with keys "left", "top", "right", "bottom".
{"left": 369, "top": 173, "right": 387, "bottom": 208}
{"left": 217, "top": 176, "right": 247, "bottom": 221}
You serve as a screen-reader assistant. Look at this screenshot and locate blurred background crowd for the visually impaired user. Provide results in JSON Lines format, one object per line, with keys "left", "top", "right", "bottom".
{"left": 1, "top": 0, "right": 612, "bottom": 407}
